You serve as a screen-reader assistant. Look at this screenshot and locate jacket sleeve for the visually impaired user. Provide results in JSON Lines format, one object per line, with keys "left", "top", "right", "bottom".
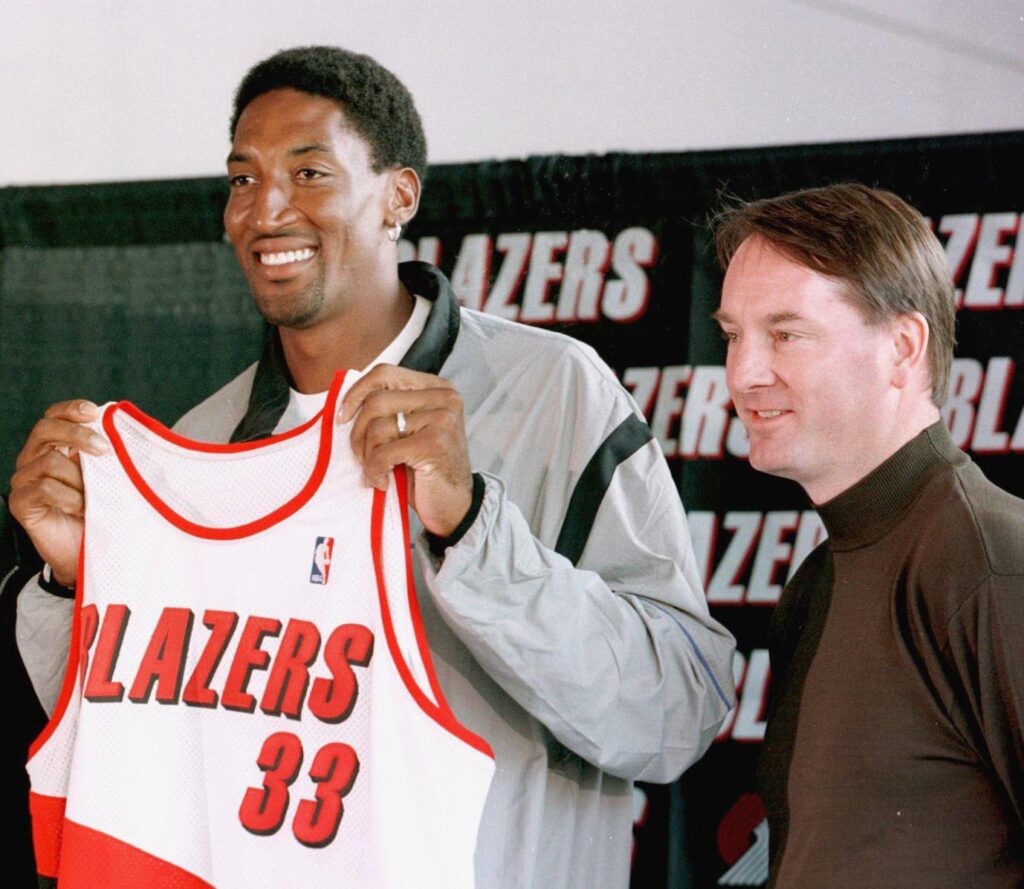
{"left": 7, "top": 482, "right": 71, "bottom": 716}
{"left": 420, "top": 427, "right": 736, "bottom": 784}
{"left": 16, "top": 577, "right": 73, "bottom": 714}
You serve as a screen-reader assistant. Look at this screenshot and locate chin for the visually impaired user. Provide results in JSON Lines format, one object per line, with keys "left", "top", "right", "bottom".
{"left": 252, "top": 290, "right": 325, "bottom": 329}
{"left": 747, "top": 445, "right": 795, "bottom": 480}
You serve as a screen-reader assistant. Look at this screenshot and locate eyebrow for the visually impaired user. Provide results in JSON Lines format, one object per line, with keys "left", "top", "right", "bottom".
{"left": 226, "top": 143, "right": 332, "bottom": 165}
{"left": 287, "top": 142, "right": 332, "bottom": 158}
{"left": 710, "top": 310, "right": 807, "bottom": 325}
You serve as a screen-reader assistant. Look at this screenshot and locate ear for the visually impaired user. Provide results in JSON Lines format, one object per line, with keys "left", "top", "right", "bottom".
{"left": 386, "top": 167, "right": 422, "bottom": 228}
{"left": 890, "top": 312, "right": 930, "bottom": 391}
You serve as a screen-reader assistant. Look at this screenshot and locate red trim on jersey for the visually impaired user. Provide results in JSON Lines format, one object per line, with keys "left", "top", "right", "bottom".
{"left": 371, "top": 468, "right": 494, "bottom": 760}
{"left": 57, "top": 818, "right": 214, "bottom": 888}
{"left": 103, "top": 371, "right": 346, "bottom": 540}
{"left": 29, "top": 792, "right": 65, "bottom": 878}
{"left": 395, "top": 469, "right": 456, "bottom": 713}
{"left": 116, "top": 398, "right": 323, "bottom": 453}
{"left": 28, "top": 538, "right": 88, "bottom": 760}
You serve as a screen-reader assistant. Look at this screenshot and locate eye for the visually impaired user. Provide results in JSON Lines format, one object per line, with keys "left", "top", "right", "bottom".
{"left": 228, "top": 174, "right": 254, "bottom": 188}
{"left": 719, "top": 329, "right": 739, "bottom": 344}
{"left": 296, "top": 168, "right": 325, "bottom": 181}
{"left": 774, "top": 331, "right": 796, "bottom": 343}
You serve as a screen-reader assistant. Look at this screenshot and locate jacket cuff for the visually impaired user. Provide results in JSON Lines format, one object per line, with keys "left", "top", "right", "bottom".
{"left": 39, "top": 564, "right": 76, "bottom": 599}
{"left": 425, "top": 473, "right": 486, "bottom": 558}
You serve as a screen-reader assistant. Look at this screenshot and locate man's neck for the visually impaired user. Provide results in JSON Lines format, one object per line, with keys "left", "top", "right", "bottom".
{"left": 805, "top": 401, "right": 942, "bottom": 506}
{"left": 280, "top": 281, "right": 414, "bottom": 394}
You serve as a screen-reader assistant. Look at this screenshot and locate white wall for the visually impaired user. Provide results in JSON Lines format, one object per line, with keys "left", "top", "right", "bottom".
{"left": 1, "top": 0, "right": 1022, "bottom": 186}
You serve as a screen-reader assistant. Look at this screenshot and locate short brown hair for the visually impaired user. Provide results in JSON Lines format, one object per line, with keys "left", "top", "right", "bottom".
{"left": 713, "top": 183, "right": 956, "bottom": 404}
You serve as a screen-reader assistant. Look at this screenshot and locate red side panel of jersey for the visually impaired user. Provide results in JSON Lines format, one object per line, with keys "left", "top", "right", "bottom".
{"left": 57, "top": 819, "right": 214, "bottom": 888}
{"left": 29, "top": 792, "right": 65, "bottom": 878}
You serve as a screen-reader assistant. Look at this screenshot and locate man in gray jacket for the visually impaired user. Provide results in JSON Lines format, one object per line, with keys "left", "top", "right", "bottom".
{"left": 10, "top": 46, "right": 734, "bottom": 888}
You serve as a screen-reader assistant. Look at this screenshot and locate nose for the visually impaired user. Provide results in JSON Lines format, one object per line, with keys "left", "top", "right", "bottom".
{"left": 250, "top": 178, "right": 299, "bottom": 233}
{"left": 726, "top": 335, "right": 776, "bottom": 395}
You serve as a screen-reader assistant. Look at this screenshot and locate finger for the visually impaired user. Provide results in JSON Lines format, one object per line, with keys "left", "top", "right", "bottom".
{"left": 338, "top": 364, "right": 453, "bottom": 424}
{"left": 362, "top": 436, "right": 415, "bottom": 491}
{"left": 348, "top": 387, "right": 461, "bottom": 461}
{"left": 44, "top": 399, "right": 101, "bottom": 422}
{"left": 359, "top": 414, "right": 404, "bottom": 467}
{"left": 362, "top": 424, "right": 473, "bottom": 537}
{"left": 8, "top": 476, "right": 86, "bottom": 522}
{"left": 356, "top": 406, "right": 434, "bottom": 467}
{"left": 16, "top": 417, "right": 109, "bottom": 469}
{"left": 361, "top": 410, "right": 461, "bottom": 488}
{"left": 10, "top": 449, "right": 85, "bottom": 494}
{"left": 19, "top": 417, "right": 109, "bottom": 467}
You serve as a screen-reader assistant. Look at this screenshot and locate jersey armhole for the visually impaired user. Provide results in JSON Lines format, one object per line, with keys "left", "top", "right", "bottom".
{"left": 370, "top": 469, "right": 494, "bottom": 760}
{"left": 27, "top": 533, "right": 88, "bottom": 761}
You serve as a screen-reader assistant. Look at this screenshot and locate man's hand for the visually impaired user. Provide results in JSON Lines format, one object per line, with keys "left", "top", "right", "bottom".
{"left": 9, "top": 400, "right": 108, "bottom": 586}
{"left": 339, "top": 366, "right": 473, "bottom": 539}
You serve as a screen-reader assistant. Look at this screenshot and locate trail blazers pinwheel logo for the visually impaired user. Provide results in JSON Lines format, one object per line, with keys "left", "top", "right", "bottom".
{"left": 717, "top": 793, "right": 769, "bottom": 886}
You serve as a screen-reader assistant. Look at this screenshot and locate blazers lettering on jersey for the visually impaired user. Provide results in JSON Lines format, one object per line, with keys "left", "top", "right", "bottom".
{"left": 79, "top": 603, "right": 376, "bottom": 720}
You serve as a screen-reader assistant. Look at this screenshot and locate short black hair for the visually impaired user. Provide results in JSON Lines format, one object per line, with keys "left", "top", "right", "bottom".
{"left": 231, "top": 46, "right": 427, "bottom": 181}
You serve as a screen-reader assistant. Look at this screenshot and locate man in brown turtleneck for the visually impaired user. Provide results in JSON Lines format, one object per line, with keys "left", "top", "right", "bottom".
{"left": 713, "top": 183, "right": 1024, "bottom": 888}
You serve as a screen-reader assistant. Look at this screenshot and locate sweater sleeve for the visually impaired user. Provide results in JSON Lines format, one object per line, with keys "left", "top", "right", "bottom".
{"left": 942, "top": 575, "right": 1024, "bottom": 828}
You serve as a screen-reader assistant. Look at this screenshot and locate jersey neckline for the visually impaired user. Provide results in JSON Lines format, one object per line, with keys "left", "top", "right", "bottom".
{"left": 102, "top": 370, "right": 346, "bottom": 540}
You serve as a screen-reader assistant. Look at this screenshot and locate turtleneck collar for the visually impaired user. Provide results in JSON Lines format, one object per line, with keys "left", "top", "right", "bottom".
{"left": 816, "top": 420, "right": 967, "bottom": 551}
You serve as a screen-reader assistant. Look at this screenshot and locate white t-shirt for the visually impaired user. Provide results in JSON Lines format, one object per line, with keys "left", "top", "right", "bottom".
{"left": 273, "top": 294, "right": 431, "bottom": 432}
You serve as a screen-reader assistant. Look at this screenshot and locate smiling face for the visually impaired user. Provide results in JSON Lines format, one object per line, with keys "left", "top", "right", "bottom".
{"left": 717, "top": 236, "right": 904, "bottom": 503}
{"left": 224, "top": 88, "right": 394, "bottom": 329}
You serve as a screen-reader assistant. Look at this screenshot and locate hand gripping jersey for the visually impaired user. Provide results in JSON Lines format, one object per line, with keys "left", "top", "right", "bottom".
{"left": 26, "top": 371, "right": 495, "bottom": 889}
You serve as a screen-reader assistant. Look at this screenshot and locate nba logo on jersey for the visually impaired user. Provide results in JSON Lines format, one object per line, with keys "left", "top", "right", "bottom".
{"left": 310, "top": 536, "right": 334, "bottom": 584}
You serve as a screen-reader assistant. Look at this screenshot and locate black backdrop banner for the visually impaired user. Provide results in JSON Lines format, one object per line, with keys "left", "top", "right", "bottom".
{"left": 2, "top": 131, "right": 1022, "bottom": 888}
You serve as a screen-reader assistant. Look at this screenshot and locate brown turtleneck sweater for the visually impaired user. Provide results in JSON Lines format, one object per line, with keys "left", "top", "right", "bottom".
{"left": 759, "top": 421, "right": 1024, "bottom": 888}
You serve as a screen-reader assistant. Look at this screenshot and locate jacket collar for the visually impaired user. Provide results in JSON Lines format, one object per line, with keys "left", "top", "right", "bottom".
{"left": 230, "top": 261, "right": 461, "bottom": 443}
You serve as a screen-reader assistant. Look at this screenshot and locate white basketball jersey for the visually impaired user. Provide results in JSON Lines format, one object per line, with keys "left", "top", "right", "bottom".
{"left": 27, "top": 370, "right": 495, "bottom": 888}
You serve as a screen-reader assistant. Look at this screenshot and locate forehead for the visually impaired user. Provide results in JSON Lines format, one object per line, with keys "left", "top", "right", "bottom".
{"left": 718, "top": 235, "right": 858, "bottom": 325}
{"left": 230, "top": 88, "right": 369, "bottom": 158}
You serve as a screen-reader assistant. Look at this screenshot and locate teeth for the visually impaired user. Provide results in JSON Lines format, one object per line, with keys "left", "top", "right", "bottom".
{"left": 757, "top": 411, "right": 783, "bottom": 418}
{"left": 260, "top": 248, "right": 315, "bottom": 266}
